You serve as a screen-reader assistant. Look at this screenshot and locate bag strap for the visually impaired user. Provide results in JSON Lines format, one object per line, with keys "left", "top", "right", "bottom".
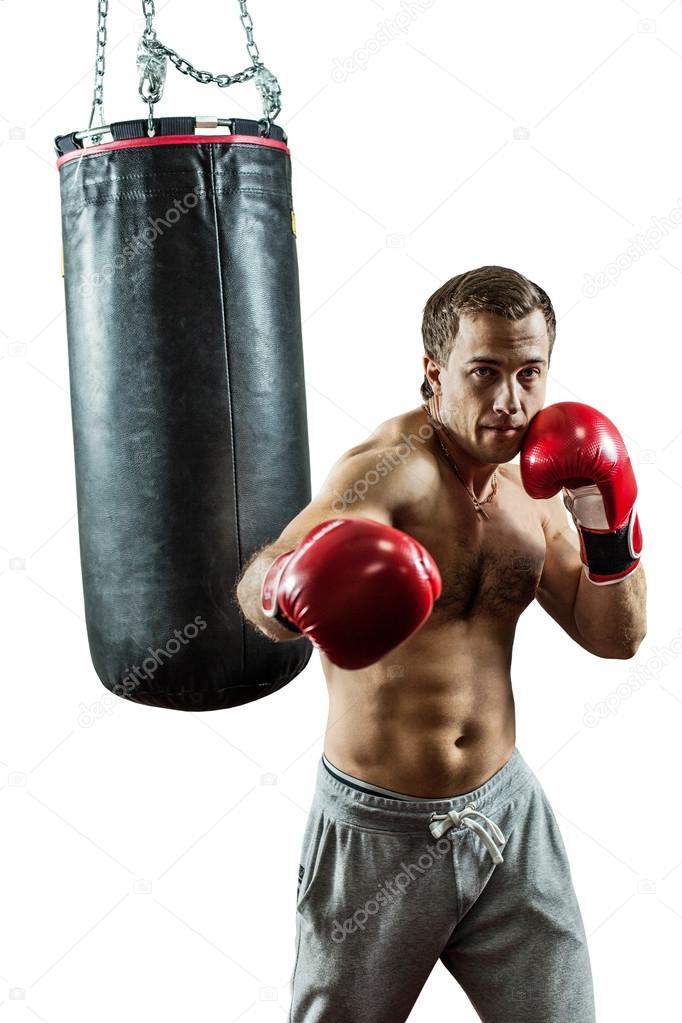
{"left": 54, "top": 116, "right": 287, "bottom": 157}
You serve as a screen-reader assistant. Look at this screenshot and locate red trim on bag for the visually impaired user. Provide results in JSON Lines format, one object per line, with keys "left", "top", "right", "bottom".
{"left": 56, "top": 133, "right": 289, "bottom": 168}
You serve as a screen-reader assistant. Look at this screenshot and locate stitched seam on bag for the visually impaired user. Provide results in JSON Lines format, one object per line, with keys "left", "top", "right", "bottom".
{"left": 207, "top": 145, "right": 244, "bottom": 677}
{"left": 69, "top": 169, "right": 283, "bottom": 186}
{"left": 124, "top": 142, "right": 286, "bottom": 153}
{"left": 65, "top": 141, "right": 287, "bottom": 162}
{"left": 107, "top": 676, "right": 304, "bottom": 698}
{"left": 61, "top": 187, "right": 290, "bottom": 213}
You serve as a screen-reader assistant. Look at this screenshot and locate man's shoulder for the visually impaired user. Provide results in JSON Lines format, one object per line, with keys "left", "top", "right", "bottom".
{"left": 501, "top": 460, "right": 564, "bottom": 531}
{"left": 364, "top": 409, "right": 439, "bottom": 476}
{"left": 501, "top": 460, "right": 522, "bottom": 483}
{"left": 330, "top": 410, "right": 437, "bottom": 513}
{"left": 372, "top": 407, "right": 435, "bottom": 450}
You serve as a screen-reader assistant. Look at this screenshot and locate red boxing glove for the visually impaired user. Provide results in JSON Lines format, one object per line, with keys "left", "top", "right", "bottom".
{"left": 520, "top": 402, "right": 643, "bottom": 585}
{"left": 260, "top": 517, "right": 442, "bottom": 669}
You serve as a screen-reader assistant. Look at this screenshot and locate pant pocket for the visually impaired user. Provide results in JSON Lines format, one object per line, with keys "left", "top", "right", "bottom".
{"left": 296, "top": 810, "right": 333, "bottom": 913}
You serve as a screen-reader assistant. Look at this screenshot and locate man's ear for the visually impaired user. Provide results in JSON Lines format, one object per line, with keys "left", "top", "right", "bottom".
{"left": 423, "top": 354, "right": 442, "bottom": 394}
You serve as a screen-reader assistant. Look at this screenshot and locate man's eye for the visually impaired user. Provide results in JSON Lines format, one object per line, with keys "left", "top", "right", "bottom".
{"left": 472, "top": 367, "right": 540, "bottom": 379}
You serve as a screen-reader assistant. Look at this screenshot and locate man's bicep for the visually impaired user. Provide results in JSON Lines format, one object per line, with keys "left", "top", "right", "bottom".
{"left": 271, "top": 446, "right": 400, "bottom": 552}
{"left": 535, "top": 493, "right": 590, "bottom": 649}
{"left": 235, "top": 444, "right": 402, "bottom": 610}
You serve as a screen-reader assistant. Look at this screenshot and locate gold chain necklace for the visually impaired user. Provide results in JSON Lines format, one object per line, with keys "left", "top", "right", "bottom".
{"left": 422, "top": 404, "right": 497, "bottom": 520}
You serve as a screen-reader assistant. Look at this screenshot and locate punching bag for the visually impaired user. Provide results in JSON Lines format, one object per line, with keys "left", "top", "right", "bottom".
{"left": 55, "top": 6, "right": 312, "bottom": 711}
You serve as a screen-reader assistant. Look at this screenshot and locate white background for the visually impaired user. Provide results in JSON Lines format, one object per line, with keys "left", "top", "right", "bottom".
{"left": 0, "top": 0, "right": 681, "bottom": 1019}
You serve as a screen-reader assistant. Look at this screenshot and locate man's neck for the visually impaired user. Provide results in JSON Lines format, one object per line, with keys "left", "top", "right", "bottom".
{"left": 422, "top": 402, "right": 498, "bottom": 497}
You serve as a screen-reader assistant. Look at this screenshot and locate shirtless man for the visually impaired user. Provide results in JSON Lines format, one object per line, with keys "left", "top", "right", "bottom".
{"left": 236, "top": 265, "right": 647, "bottom": 1023}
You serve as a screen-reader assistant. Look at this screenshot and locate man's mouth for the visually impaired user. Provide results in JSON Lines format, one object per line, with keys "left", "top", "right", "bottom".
{"left": 483, "top": 425, "right": 522, "bottom": 436}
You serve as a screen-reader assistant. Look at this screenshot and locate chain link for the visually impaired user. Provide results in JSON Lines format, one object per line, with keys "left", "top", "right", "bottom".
{"left": 238, "top": 0, "right": 260, "bottom": 65}
{"left": 88, "top": 0, "right": 109, "bottom": 133}
{"left": 160, "top": 44, "right": 258, "bottom": 90}
{"left": 142, "top": 0, "right": 155, "bottom": 37}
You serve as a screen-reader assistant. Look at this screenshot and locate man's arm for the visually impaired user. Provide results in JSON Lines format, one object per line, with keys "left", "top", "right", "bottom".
{"left": 235, "top": 438, "right": 430, "bottom": 642}
{"left": 536, "top": 491, "right": 647, "bottom": 659}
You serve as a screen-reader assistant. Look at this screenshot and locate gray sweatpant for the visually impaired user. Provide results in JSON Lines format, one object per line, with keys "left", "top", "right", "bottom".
{"left": 288, "top": 746, "right": 595, "bottom": 1022}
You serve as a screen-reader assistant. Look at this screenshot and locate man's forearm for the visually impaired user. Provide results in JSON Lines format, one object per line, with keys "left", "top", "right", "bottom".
{"left": 573, "top": 562, "right": 647, "bottom": 658}
{"left": 235, "top": 545, "right": 302, "bottom": 643}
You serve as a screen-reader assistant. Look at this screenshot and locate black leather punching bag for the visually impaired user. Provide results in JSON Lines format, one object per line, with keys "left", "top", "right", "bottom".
{"left": 56, "top": 118, "right": 312, "bottom": 711}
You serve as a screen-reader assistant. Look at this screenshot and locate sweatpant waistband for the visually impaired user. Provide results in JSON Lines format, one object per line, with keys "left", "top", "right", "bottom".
{"left": 313, "top": 747, "right": 535, "bottom": 836}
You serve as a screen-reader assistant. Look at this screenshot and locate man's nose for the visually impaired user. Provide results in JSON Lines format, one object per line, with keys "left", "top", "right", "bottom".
{"left": 492, "top": 380, "right": 521, "bottom": 415}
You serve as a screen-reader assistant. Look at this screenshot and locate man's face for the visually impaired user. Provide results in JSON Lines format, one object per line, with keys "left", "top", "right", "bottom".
{"left": 424, "top": 309, "right": 549, "bottom": 463}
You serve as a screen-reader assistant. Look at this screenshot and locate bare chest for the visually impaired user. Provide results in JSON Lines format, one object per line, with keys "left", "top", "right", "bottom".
{"left": 397, "top": 473, "right": 547, "bottom": 622}
{"left": 434, "top": 526, "right": 546, "bottom": 621}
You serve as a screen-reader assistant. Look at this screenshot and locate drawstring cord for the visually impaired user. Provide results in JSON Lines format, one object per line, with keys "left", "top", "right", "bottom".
{"left": 429, "top": 803, "right": 506, "bottom": 865}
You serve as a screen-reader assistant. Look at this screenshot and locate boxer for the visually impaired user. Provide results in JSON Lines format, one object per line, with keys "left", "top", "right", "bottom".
{"left": 236, "top": 265, "right": 646, "bottom": 1023}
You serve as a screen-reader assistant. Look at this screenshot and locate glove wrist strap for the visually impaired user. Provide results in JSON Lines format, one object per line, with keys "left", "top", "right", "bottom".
{"left": 576, "top": 508, "right": 643, "bottom": 585}
{"left": 261, "top": 550, "right": 302, "bottom": 633}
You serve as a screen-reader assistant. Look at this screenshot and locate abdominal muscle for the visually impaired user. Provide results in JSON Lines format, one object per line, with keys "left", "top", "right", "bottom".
{"left": 321, "top": 615, "right": 518, "bottom": 798}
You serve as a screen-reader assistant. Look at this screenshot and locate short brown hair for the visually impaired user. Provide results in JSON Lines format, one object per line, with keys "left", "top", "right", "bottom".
{"left": 420, "top": 265, "right": 556, "bottom": 400}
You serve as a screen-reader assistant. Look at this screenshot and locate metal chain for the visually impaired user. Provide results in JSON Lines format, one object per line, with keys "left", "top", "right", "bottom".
{"left": 139, "top": 0, "right": 281, "bottom": 126}
{"left": 142, "top": 0, "right": 155, "bottom": 36}
{"left": 151, "top": 43, "right": 257, "bottom": 90}
{"left": 88, "top": 0, "right": 109, "bottom": 136}
{"left": 88, "top": 0, "right": 282, "bottom": 136}
{"left": 238, "top": 0, "right": 260, "bottom": 64}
